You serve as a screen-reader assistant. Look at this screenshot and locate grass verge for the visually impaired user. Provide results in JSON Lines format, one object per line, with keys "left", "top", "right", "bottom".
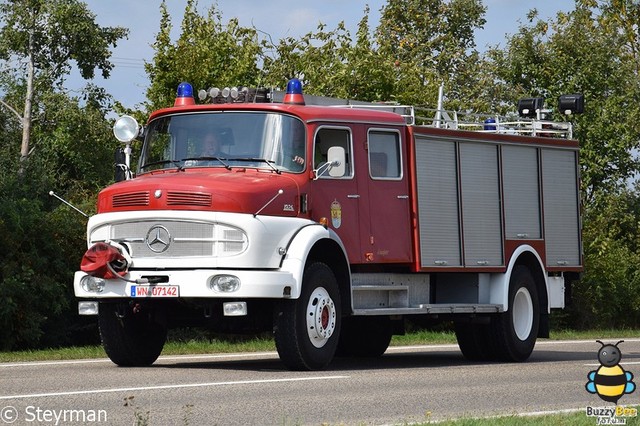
{"left": 416, "top": 408, "right": 640, "bottom": 425}
{"left": 1, "top": 328, "right": 640, "bottom": 363}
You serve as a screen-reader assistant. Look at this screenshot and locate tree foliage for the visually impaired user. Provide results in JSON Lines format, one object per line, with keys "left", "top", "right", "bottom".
{"left": 487, "top": 2, "right": 640, "bottom": 199}
{"left": 0, "top": 84, "right": 118, "bottom": 349}
{"left": 0, "top": 0, "right": 124, "bottom": 349}
{"left": 0, "top": 0, "right": 128, "bottom": 163}
{"left": 376, "top": 0, "right": 486, "bottom": 105}
{"left": 144, "top": 0, "right": 262, "bottom": 111}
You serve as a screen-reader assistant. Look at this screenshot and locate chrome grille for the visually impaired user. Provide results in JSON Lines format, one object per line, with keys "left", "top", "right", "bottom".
{"left": 109, "top": 220, "right": 247, "bottom": 258}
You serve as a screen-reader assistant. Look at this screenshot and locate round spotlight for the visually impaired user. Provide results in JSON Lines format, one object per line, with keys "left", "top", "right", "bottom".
{"left": 113, "top": 115, "right": 140, "bottom": 143}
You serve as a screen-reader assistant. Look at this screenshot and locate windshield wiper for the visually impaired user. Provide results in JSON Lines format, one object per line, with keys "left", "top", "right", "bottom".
{"left": 229, "top": 158, "right": 281, "bottom": 174}
{"left": 180, "top": 156, "right": 231, "bottom": 170}
{"left": 140, "top": 159, "right": 185, "bottom": 171}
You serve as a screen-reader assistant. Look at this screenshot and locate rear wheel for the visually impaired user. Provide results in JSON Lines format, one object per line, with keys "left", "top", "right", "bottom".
{"left": 454, "top": 322, "right": 494, "bottom": 361}
{"left": 98, "top": 302, "right": 167, "bottom": 367}
{"left": 490, "top": 265, "right": 539, "bottom": 361}
{"left": 336, "top": 316, "right": 393, "bottom": 357}
{"left": 274, "top": 262, "right": 341, "bottom": 370}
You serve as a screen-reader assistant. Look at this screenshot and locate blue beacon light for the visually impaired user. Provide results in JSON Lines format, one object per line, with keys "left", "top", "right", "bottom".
{"left": 283, "top": 78, "right": 305, "bottom": 105}
{"left": 174, "top": 82, "right": 195, "bottom": 106}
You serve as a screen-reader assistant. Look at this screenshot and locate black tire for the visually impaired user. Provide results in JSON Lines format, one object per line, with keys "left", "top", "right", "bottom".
{"left": 490, "top": 265, "right": 540, "bottom": 362}
{"left": 274, "top": 262, "right": 341, "bottom": 371}
{"left": 336, "top": 316, "right": 392, "bottom": 357}
{"left": 454, "top": 322, "right": 495, "bottom": 361}
{"left": 98, "top": 302, "right": 167, "bottom": 367}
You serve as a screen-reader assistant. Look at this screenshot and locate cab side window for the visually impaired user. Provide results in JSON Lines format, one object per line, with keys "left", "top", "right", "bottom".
{"left": 368, "top": 130, "right": 402, "bottom": 179}
{"left": 314, "top": 127, "right": 352, "bottom": 178}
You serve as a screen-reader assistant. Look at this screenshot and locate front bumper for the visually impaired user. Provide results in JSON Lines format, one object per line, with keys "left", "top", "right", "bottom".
{"left": 74, "top": 268, "right": 296, "bottom": 300}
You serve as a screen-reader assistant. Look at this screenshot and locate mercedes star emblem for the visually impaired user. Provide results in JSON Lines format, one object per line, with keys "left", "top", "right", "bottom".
{"left": 145, "top": 225, "right": 171, "bottom": 253}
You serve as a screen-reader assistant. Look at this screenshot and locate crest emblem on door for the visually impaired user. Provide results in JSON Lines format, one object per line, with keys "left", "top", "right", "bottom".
{"left": 330, "top": 199, "right": 342, "bottom": 228}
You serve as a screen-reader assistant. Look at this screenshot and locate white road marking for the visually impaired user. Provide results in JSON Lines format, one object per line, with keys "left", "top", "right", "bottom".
{"left": 0, "top": 359, "right": 111, "bottom": 368}
{"left": 0, "top": 375, "right": 350, "bottom": 400}
{"left": 0, "top": 352, "right": 279, "bottom": 368}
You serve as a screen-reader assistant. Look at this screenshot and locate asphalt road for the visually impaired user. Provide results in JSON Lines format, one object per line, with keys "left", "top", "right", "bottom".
{"left": 1, "top": 339, "right": 640, "bottom": 425}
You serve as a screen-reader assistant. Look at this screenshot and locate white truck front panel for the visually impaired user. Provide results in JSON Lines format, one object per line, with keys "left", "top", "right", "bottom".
{"left": 76, "top": 210, "right": 347, "bottom": 301}
{"left": 85, "top": 210, "right": 313, "bottom": 270}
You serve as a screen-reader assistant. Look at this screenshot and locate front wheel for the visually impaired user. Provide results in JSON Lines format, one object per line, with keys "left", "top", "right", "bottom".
{"left": 490, "top": 265, "right": 540, "bottom": 362}
{"left": 98, "top": 302, "right": 167, "bottom": 367}
{"left": 274, "top": 262, "right": 341, "bottom": 370}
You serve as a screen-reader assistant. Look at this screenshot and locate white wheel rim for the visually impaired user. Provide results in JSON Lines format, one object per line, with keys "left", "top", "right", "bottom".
{"left": 513, "top": 287, "right": 534, "bottom": 341}
{"left": 306, "top": 286, "right": 337, "bottom": 348}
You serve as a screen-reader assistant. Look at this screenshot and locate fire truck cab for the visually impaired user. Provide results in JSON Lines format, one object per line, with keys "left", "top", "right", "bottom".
{"left": 74, "top": 79, "right": 582, "bottom": 370}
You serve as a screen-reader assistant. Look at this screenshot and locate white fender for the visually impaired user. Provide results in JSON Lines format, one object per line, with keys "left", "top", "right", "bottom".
{"left": 279, "top": 224, "right": 349, "bottom": 299}
{"left": 488, "top": 245, "right": 547, "bottom": 312}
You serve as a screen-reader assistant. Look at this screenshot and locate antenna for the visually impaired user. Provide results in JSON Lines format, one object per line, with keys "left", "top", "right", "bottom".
{"left": 49, "top": 191, "right": 89, "bottom": 218}
{"left": 254, "top": 189, "right": 284, "bottom": 217}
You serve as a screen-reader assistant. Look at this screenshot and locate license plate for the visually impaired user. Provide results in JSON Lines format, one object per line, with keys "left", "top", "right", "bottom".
{"left": 131, "top": 285, "right": 179, "bottom": 298}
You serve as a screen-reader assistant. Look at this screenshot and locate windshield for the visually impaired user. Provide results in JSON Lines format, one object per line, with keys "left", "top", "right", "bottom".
{"left": 140, "top": 112, "right": 306, "bottom": 173}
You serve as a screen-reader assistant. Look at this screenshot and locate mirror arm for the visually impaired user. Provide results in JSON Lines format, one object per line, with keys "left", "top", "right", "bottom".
{"left": 313, "top": 160, "right": 339, "bottom": 180}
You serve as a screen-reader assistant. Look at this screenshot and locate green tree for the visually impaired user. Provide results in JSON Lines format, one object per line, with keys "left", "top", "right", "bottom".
{"left": 0, "top": 85, "right": 118, "bottom": 350}
{"left": 0, "top": 0, "right": 128, "bottom": 165}
{"left": 262, "top": 7, "right": 395, "bottom": 102}
{"left": 145, "top": 0, "right": 262, "bottom": 111}
{"left": 569, "top": 189, "right": 640, "bottom": 329}
{"left": 486, "top": 2, "right": 640, "bottom": 199}
{"left": 262, "top": 21, "right": 356, "bottom": 97}
{"left": 375, "top": 0, "right": 486, "bottom": 105}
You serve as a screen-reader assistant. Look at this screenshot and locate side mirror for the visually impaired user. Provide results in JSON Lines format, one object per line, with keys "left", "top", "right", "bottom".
{"left": 327, "top": 146, "right": 346, "bottom": 177}
{"left": 314, "top": 146, "right": 346, "bottom": 179}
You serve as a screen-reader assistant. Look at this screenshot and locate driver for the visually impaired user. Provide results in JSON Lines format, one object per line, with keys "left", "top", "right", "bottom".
{"left": 201, "top": 132, "right": 221, "bottom": 157}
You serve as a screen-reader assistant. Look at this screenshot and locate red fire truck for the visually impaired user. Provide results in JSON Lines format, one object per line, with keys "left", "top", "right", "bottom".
{"left": 74, "top": 79, "right": 583, "bottom": 370}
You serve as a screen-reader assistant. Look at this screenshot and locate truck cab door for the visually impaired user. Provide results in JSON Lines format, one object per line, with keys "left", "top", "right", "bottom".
{"left": 360, "top": 128, "right": 412, "bottom": 263}
{"left": 310, "top": 125, "right": 363, "bottom": 263}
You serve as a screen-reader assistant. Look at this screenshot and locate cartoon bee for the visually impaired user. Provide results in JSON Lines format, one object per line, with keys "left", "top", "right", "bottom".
{"left": 585, "top": 340, "right": 636, "bottom": 404}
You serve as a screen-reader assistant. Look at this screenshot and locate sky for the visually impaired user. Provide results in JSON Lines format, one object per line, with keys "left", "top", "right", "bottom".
{"left": 72, "top": 0, "right": 576, "bottom": 109}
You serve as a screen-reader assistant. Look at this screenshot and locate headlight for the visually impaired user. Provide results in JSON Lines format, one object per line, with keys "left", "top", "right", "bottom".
{"left": 209, "top": 275, "right": 240, "bottom": 292}
{"left": 80, "top": 275, "right": 106, "bottom": 293}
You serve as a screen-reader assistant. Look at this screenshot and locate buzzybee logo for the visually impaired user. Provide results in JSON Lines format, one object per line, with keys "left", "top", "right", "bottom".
{"left": 586, "top": 340, "right": 635, "bottom": 404}
{"left": 585, "top": 340, "right": 637, "bottom": 425}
